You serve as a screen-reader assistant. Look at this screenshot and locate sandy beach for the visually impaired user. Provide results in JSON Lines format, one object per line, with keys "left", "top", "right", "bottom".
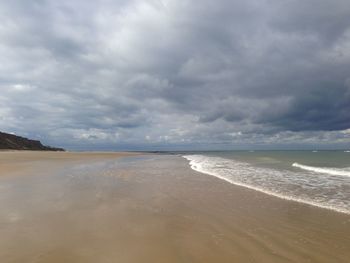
{"left": 0, "top": 152, "right": 349, "bottom": 262}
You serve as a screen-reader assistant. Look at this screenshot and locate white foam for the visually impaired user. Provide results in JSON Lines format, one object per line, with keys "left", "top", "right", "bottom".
{"left": 183, "top": 155, "right": 350, "bottom": 214}
{"left": 292, "top": 163, "right": 350, "bottom": 177}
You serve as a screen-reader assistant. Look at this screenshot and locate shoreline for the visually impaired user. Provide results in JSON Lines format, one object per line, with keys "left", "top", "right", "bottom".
{"left": 1, "top": 151, "right": 347, "bottom": 214}
{"left": 186, "top": 162, "right": 350, "bottom": 215}
{"left": 183, "top": 154, "right": 350, "bottom": 216}
{"left": 1, "top": 151, "right": 348, "bottom": 215}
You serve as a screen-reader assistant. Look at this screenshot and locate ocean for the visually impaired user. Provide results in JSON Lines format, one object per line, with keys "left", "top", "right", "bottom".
{"left": 183, "top": 151, "right": 350, "bottom": 214}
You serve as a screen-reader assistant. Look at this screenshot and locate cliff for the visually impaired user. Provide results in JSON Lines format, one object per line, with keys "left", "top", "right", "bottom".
{"left": 0, "top": 131, "right": 64, "bottom": 151}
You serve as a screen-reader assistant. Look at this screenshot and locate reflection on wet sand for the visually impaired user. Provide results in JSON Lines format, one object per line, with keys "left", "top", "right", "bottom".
{"left": 0, "top": 152, "right": 349, "bottom": 262}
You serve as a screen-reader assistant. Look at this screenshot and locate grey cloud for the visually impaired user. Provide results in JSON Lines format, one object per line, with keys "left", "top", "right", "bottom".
{"left": 0, "top": 0, "right": 349, "bottom": 149}
{"left": 270, "top": 0, "right": 350, "bottom": 44}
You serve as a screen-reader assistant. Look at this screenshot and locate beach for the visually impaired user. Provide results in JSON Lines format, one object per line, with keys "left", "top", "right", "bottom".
{"left": 0, "top": 152, "right": 349, "bottom": 262}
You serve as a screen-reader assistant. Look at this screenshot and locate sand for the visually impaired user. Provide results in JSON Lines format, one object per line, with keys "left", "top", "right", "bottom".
{"left": 0, "top": 151, "right": 140, "bottom": 175}
{"left": 0, "top": 152, "right": 349, "bottom": 262}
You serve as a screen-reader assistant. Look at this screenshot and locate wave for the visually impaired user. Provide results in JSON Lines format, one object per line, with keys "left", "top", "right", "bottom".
{"left": 292, "top": 163, "right": 350, "bottom": 177}
{"left": 183, "top": 155, "right": 350, "bottom": 214}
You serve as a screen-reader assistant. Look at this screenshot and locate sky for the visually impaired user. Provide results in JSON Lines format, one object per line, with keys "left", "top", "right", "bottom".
{"left": 0, "top": 0, "right": 350, "bottom": 150}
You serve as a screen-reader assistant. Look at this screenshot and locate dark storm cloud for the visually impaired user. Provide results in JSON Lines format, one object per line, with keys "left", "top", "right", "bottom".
{"left": 0, "top": 0, "right": 349, "bottom": 149}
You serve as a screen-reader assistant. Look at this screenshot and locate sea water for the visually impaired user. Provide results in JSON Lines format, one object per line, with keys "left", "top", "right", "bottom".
{"left": 183, "top": 151, "right": 350, "bottom": 214}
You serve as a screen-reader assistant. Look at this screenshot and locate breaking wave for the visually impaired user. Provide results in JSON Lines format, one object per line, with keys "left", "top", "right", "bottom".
{"left": 183, "top": 155, "right": 350, "bottom": 214}
{"left": 292, "top": 163, "right": 350, "bottom": 177}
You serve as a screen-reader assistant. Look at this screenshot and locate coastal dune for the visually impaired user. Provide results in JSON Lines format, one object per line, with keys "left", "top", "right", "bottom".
{"left": 0, "top": 152, "right": 349, "bottom": 262}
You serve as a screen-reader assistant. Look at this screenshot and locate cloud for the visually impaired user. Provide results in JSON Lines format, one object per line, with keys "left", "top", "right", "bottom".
{"left": 0, "top": 0, "right": 349, "bottom": 149}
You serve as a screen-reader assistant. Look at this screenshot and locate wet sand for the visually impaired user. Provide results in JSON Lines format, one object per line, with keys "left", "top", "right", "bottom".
{"left": 0, "top": 151, "right": 140, "bottom": 175}
{"left": 0, "top": 153, "right": 349, "bottom": 262}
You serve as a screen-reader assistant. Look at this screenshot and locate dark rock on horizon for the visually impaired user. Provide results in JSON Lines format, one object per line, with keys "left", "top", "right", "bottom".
{"left": 0, "top": 131, "right": 64, "bottom": 151}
